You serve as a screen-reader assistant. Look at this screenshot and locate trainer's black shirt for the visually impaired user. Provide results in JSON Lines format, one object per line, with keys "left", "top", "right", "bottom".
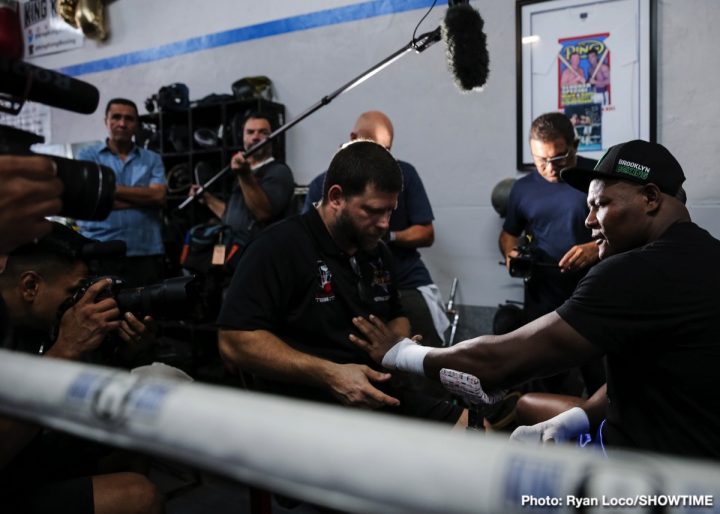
{"left": 218, "top": 209, "right": 464, "bottom": 423}
{"left": 557, "top": 222, "right": 720, "bottom": 460}
{"left": 218, "top": 208, "right": 403, "bottom": 400}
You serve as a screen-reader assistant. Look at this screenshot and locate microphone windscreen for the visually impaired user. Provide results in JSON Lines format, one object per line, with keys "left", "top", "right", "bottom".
{"left": 442, "top": 3, "right": 490, "bottom": 91}
{"left": 0, "top": 57, "right": 99, "bottom": 114}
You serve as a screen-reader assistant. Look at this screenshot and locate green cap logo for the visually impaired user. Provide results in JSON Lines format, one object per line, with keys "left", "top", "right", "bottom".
{"left": 616, "top": 158, "right": 650, "bottom": 180}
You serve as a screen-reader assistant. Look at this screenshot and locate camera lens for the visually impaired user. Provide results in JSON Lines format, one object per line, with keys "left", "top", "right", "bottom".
{"left": 53, "top": 156, "right": 116, "bottom": 220}
{"left": 115, "top": 276, "right": 197, "bottom": 320}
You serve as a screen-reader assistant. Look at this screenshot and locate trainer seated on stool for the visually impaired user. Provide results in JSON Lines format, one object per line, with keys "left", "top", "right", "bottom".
{"left": 218, "top": 140, "right": 467, "bottom": 427}
{"left": 303, "top": 111, "right": 449, "bottom": 347}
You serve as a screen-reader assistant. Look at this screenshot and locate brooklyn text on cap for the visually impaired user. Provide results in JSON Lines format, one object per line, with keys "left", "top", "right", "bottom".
{"left": 561, "top": 139, "right": 686, "bottom": 195}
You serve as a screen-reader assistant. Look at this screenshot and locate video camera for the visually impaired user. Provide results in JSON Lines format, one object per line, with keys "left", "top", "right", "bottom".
{"left": 0, "top": 57, "right": 116, "bottom": 220}
{"left": 507, "top": 235, "right": 535, "bottom": 279}
{"left": 506, "top": 235, "right": 559, "bottom": 280}
{"left": 508, "top": 248, "right": 535, "bottom": 279}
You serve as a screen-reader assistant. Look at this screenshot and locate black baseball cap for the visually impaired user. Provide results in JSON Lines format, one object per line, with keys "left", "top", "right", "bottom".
{"left": 561, "top": 140, "right": 685, "bottom": 195}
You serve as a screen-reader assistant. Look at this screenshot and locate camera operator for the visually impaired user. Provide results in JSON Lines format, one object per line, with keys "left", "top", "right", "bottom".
{"left": 0, "top": 222, "right": 162, "bottom": 514}
{"left": 499, "top": 112, "right": 603, "bottom": 396}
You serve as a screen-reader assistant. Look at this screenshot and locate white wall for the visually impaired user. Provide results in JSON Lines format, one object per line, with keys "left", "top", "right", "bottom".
{"left": 27, "top": 0, "right": 720, "bottom": 307}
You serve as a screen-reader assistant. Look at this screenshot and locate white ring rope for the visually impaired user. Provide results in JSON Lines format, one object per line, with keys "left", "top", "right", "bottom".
{"left": 1, "top": 349, "right": 719, "bottom": 513}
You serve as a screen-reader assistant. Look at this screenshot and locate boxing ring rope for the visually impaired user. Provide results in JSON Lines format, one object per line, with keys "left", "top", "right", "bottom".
{"left": 1, "top": 348, "right": 719, "bottom": 513}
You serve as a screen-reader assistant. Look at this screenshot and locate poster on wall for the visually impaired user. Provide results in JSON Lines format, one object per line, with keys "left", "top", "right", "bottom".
{"left": 20, "top": 0, "right": 83, "bottom": 58}
{"left": 557, "top": 33, "right": 610, "bottom": 151}
{"left": 516, "top": 0, "right": 655, "bottom": 170}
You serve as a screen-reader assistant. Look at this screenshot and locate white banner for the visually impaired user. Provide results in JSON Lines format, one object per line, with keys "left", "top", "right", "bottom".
{"left": 20, "top": 0, "right": 83, "bottom": 58}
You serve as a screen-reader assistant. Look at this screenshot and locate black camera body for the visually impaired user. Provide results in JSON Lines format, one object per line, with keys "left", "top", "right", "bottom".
{"left": 64, "top": 275, "right": 199, "bottom": 321}
{"left": 508, "top": 250, "right": 535, "bottom": 279}
{"left": 145, "top": 83, "right": 190, "bottom": 113}
{"left": 0, "top": 124, "right": 116, "bottom": 221}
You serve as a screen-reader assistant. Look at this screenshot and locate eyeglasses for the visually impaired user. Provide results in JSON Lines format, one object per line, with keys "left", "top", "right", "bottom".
{"left": 532, "top": 150, "right": 572, "bottom": 168}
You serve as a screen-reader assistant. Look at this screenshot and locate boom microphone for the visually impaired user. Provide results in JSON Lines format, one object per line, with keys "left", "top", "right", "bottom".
{"left": 181, "top": 4, "right": 490, "bottom": 211}
{"left": 0, "top": 57, "right": 99, "bottom": 114}
{"left": 442, "top": 2, "right": 490, "bottom": 91}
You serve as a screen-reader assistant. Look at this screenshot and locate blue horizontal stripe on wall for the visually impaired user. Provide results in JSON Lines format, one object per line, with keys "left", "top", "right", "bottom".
{"left": 59, "top": 0, "right": 448, "bottom": 77}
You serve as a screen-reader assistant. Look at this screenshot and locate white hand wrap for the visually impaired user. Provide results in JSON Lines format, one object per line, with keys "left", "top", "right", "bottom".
{"left": 381, "top": 338, "right": 430, "bottom": 375}
{"left": 510, "top": 406, "right": 590, "bottom": 444}
{"left": 439, "top": 368, "right": 505, "bottom": 406}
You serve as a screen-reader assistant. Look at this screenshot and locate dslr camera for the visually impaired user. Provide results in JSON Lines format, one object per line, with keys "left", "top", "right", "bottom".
{"left": 0, "top": 57, "right": 116, "bottom": 220}
{"left": 61, "top": 275, "right": 200, "bottom": 321}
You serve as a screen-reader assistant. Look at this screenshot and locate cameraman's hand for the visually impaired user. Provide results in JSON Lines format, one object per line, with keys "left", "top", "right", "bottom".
{"left": 49, "top": 279, "right": 121, "bottom": 360}
{"left": 118, "top": 312, "right": 157, "bottom": 349}
{"left": 505, "top": 249, "right": 520, "bottom": 271}
{"left": 0, "top": 155, "right": 63, "bottom": 253}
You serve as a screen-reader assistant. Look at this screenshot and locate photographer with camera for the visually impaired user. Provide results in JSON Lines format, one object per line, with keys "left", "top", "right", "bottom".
{"left": 0, "top": 222, "right": 162, "bottom": 514}
{"left": 499, "top": 112, "right": 602, "bottom": 396}
{"left": 76, "top": 98, "right": 167, "bottom": 288}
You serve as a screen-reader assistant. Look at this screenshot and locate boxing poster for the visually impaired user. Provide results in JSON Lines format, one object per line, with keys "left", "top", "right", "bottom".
{"left": 518, "top": 0, "right": 654, "bottom": 169}
{"left": 558, "top": 33, "right": 610, "bottom": 151}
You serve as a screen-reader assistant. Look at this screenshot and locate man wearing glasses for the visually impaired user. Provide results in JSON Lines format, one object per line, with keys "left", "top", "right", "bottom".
{"left": 499, "top": 113, "right": 600, "bottom": 393}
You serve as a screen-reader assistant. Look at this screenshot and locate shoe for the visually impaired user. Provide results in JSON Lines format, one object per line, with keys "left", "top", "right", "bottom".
{"left": 484, "top": 391, "right": 522, "bottom": 431}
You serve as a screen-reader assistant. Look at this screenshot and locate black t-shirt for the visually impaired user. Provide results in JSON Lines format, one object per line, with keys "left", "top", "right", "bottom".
{"left": 218, "top": 209, "right": 463, "bottom": 423}
{"left": 557, "top": 222, "right": 720, "bottom": 459}
{"left": 302, "top": 161, "right": 434, "bottom": 288}
{"left": 217, "top": 208, "right": 403, "bottom": 399}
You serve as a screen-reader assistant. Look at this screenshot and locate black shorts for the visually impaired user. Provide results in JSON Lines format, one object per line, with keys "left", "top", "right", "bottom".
{"left": 379, "top": 374, "right": 464, "bottom": 424}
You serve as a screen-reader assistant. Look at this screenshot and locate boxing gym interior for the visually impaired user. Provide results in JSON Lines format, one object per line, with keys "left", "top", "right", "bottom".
{"left": 1, "top": 1, "right": 719, "bottom": 513}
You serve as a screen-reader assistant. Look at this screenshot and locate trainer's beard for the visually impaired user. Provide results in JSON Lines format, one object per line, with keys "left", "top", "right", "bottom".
{"left": 336, "top": 209, "right": 381, "bottom": 253}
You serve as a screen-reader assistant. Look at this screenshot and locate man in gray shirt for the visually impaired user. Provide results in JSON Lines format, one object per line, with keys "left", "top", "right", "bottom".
{"left": 190, "top": 111, "right": 294, "bottom": 248}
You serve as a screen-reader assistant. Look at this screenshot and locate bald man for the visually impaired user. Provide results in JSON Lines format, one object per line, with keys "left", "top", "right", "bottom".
{"left": 303, "top": 111, "right": 448, "bottom": 347}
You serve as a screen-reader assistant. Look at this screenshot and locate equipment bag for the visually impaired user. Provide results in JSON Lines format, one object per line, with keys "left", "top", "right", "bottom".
{"left": 180, "top": 223, "right": 244, "bottom": 275}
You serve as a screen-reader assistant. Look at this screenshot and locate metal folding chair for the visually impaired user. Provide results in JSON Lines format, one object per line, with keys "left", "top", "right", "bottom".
{"left": 445, "top": 277, "right": 460, "bottom": 346}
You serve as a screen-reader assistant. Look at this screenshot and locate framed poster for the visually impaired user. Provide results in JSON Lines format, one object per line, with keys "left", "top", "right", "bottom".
{"left": 516, "top": 0, "right": 656, "bottom": 170}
